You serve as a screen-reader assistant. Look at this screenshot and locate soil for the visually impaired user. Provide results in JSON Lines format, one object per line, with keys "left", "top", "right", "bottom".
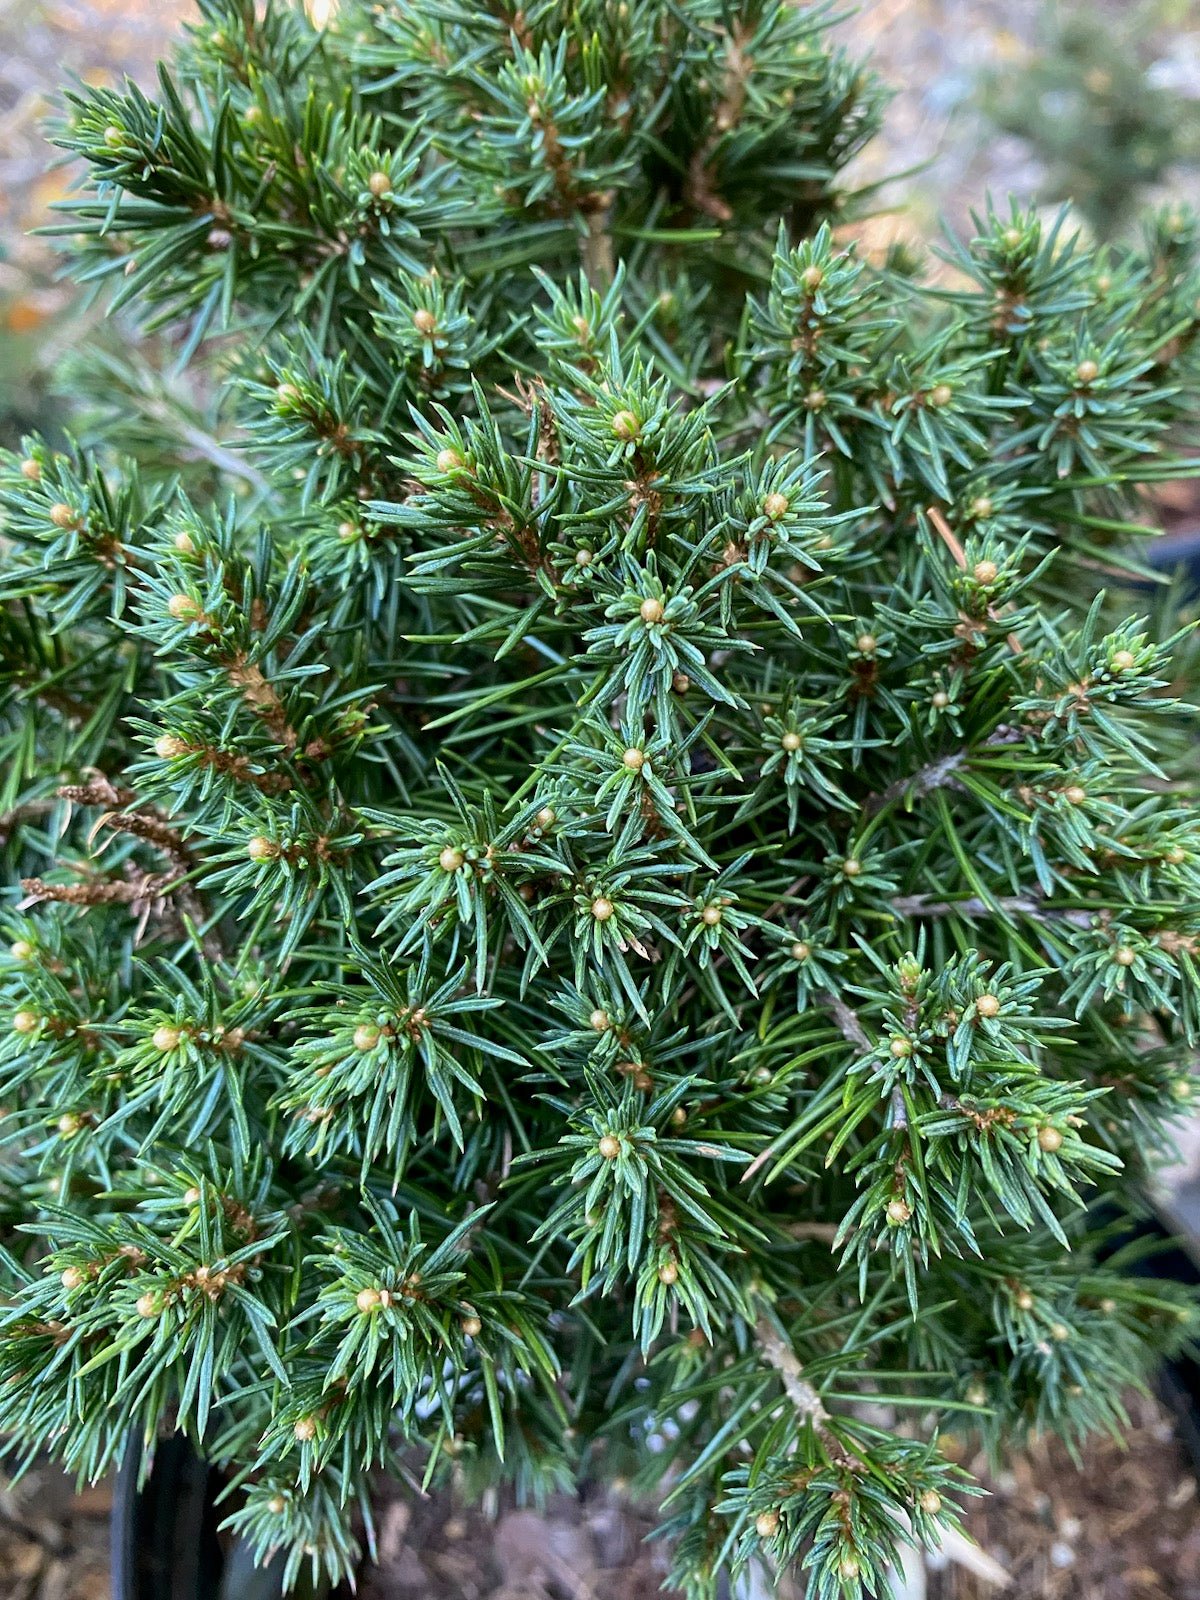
{"left": 358, "top": 1488, "right": 678, "bottom": 1600}
{"left": 930, "top": 1391, "right": 1200, "bottom": 1600}
{"left": 0, "top": 1466, "right": 110, "bottom": 1600}
{"left": 5, "top": 1393, "right": 1199, "bottom": 1598}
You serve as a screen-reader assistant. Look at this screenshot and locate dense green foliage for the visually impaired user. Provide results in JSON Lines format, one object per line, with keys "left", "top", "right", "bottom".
{"left": 2, "top": 3, "right": 1200, "bottom": 1595}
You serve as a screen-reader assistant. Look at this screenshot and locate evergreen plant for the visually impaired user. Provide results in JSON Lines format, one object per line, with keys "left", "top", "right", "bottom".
{"left": 3, "top": 3, "right": 1200, "bottom": 1596}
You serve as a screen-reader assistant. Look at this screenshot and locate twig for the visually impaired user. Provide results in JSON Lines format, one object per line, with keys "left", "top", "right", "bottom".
{"left": 20, "top": 872, "right": 179, "bottom": 907}
{"left": 0, "top": 798, "right": 57, "bottom": 846}
{"left": 782, "top": 1221, "right": 840, "bottom": 1243}
{"left": 139, "top": 396, "right": 271, "bottom": 493}
{"left": 926, "top": 504, "right": 967, "bottom": 568}
{"left": 865, "top": 751, "right": 967, "bottom": 817}
{"left": 95, "top": 808, "right": 193, "bottom": 870}
{"left": 57, "top": 778, "right": 136, "bottom": 809}
{"left": 926, "top": 505, "right": 1023, "bottom": 654}
{"left": 826, "top": 994, "right": 870, "bottom": 1051}
{"left": 581, "top": 204, "right": 615, "bottom": 289}
{"left": 740, "top": 991, "right": 876, "bottom": 1184}
{"left": 684, "top": 22, "right": 751, "bottom": 221}
{"left": 827, "top": 995, "right": 907, "bottom": 1127}
{"left": 891, "top": 892, "right": 1096, "bottom": 929}
{"left": 755, "top": 1314, "right": 829, "bottom": 1429}
{"left": 935, "top": 1528, "right": 1011, "bottom": 1588}
{"left": 758, "top": 873, "right": 812, "bottom": 925}
{"left": 52, "top": 778, "right": 221, "bottom": 959}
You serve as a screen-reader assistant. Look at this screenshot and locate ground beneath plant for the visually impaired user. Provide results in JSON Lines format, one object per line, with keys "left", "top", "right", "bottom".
{"left": 0, "top": 1468, "right": 109, "bottom": 1600}
{"left": 342, "top": 1390, "right": 1200, "bottom": 1600}
{"left": 930, "top": 1391, "right": 1200, "bottom": 1600}
{"left": 3, "top": 1392, "right": 1200, "bottom": 1598}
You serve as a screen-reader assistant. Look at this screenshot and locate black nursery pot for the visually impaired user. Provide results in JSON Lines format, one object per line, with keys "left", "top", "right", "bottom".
{"left": 111, "top": 1432, "right": 339, "bottom": 1600}
{"left": 112, "top": 1432, "right": 225, "bottom": 1600}
{"left": 1133, "top": 1191, "right": 1200, "bottom": 1479}
{"left": 112, "top": 1202, "right": 1200, "bottom": 1600}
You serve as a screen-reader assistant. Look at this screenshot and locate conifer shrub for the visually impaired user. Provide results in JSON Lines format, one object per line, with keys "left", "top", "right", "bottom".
{"left": 2, "top": 4, "right": 1200, "bottom": 1595}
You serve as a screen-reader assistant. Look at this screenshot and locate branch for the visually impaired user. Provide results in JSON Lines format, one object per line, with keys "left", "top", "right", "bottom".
{"left": 52, "top": 778, "right": 221, "bottom": 958}
{"left": 139, "top": 395, "right": 272, "bottom": 493}
{"left": 865, "top": 751, "right": 967, "bottom": 817}
{"left": 20, "top": 872, "right": 178, "bottom": 907}
{"left": 580, "top": 203, "right": 615, "bottom": 289}
{"left": 825, "top": 994, "right": 870, "bottom": 1051}
{"left": 862, "top": 724, "right": 1027, "bottom": 819}
{"left": 755, "top": 1315, "right": 828, "bottom": 1429}
{"left": 826, "top": 997, "right": 909, "bottom": 1128}
{"left": 0, "top": 798, "right": 57, "bottom": 846}
{"left": 684, "top": 23, "right": 750, "bottom": 221}
{"left": 891, "top": 892, "right": 1096, "bottom": 930}
{"left": 57, "top": 779, "right": 136, "bottom": 808}
{"left": 58, "top": 779, "right": 194, "bottom": 872}
{"left": 741, "top": 993, "right": 882, "bottom": 1185}
{"left": 927, "top": 505, "right": 1023, "bottom": 655}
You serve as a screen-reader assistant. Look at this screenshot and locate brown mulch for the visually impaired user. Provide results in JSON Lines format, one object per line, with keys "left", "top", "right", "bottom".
{"left": 351, "top": 1391, "right": 1200, "bottom": 1600}
{"left": 930, "top": 1391, "right": 1200, "bottom": 1600}
{"left": 5, "top": 1398, "right": 1199, "bottom": 1600}
{"left": 0, "top": 1467, "right": 110, "bottom": 1600}
{"left": 357, "top": 1488, "right": 680, "bottom": 1600}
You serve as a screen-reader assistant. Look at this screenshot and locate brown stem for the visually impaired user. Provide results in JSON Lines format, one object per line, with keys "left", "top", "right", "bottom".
{"left": 755, "top": 1313, "right": 829, "bottom": 1429}
{"left": 927, "top": 504, "right": 1023, "bottom": 655}
{"left": 891, "top": 892, "right": 1096, "bottom": 929}
{"left": 21, "top": 873, "right": 178, "bottom": 907}
{"left": 581, "top": 205, "right": 615, "bottom": 289}
{"left": 683, "top": 23, "right": 751, "bottom": 222}
{"left": 227, "top": 655, "right": 298, "bottom": 751}
{"left": 864, "top": 751, "right": 967, "bottom": 817}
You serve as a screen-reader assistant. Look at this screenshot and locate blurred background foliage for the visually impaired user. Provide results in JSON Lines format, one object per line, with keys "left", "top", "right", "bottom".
{"left": 979, "top": 0, "right": 1200, "bottom": 240}
{"left": 3, "top": 0, "right": 1200, "bottom": 450}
